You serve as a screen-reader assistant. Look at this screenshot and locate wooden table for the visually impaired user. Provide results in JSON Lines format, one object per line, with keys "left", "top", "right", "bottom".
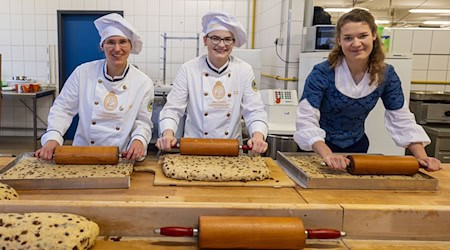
{"left": 0, "top": 156, "right": 449, "bottom": 248}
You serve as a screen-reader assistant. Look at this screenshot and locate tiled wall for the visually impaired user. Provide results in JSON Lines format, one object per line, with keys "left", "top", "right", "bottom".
{"left": 254, "top": 0, "right": 304, "bottom": 90}
{"left": 391, "top": 28, "right": 450, "bottom": 92}
{"left": 0, "top": 0, "right": 254, "bottom": 136}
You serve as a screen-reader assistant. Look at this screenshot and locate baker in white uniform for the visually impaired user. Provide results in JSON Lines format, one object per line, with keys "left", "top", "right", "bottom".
{"left": 35, "top": 13, "right": 154, "bottom": 161}
{"left": 156, "top": 11, "right": 268, "bottom": 153}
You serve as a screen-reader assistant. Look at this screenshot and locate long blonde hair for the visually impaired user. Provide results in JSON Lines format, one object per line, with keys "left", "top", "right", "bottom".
{"left": 328, "top": 8, "right": 385, "bottom": 86}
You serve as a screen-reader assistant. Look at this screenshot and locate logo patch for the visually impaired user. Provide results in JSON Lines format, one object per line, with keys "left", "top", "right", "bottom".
{"left": 147, "top": 99, "right": 153, "bottom": 112}
{"left": 252, "top": 79, "right": 258, "bottom": 92}
{"left": 103, "top": 91, "right": 118, "bottom": 111}
{"left": 212, "top": 81, "right": 226, "bottom": 100}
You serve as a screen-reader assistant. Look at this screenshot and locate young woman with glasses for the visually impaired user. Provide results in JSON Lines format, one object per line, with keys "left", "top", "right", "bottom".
{"left": 156, "top": 11, "right": 269, "bottom": 154}
{"left": 36, "top": 13, "right": 154, "bottom": 161}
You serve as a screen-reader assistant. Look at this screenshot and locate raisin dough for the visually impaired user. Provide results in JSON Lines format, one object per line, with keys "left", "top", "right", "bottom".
{"left": 0, "top": 182, "right": 19, "bottom": 200}
{"left": 0, "top": 158, "right": 133, "bottom": 180}
{"left": 162, "top": 154, "right": 270, "bottom": 181}
{"left": 0, "top": 212, "right": 99, "bottom": 250}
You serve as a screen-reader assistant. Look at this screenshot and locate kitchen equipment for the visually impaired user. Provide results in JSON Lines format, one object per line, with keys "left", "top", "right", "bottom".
{"left": 154, "top": 216, "right": 345, "bottom": 249}
{"left": 6, "top": 78, "right": 33, "bottom": 87}
{"left": 409, "top": 91, "right": 450, "bottom": 162}
{"left": 302, "top": 25, "right": 336, "bottom": 52}
{"left": 260, "top": 89, "right": 299, "bottom": 159}
{"left": 54, "top": 146, "right": 119, "bottom": 165}
{"left": 347, "top": 155, "right": 420, "bottom": 175}
{"left": 277, "top": 152, "right": 438, "bottom": 190}
{"left": 177, "top": 138, "right": 251, "bottom": 157}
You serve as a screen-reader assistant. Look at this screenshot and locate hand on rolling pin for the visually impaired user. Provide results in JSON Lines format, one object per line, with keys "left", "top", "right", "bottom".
{"left": 122, "top": 139, "right": 145, "bottom": 160}
{"left": 408, "top": 142, "right": 442, "bottom": 172}
{"left": 35, "top": 140, "right": 60, "bottom": 161}
{"left": 313, "top": 141, "right": 349, "bottom": 170}
{"left": 247, "top": 132, "right": 268, "bottom": 154}
{"left": 156, "top": 129, "right": 178, "bottom": 151}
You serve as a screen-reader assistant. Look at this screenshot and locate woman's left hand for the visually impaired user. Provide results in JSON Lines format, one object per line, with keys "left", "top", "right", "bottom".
{"left": 247, "top": 132, "right": 268, "bottom": 154}
{"left": 123, "top": 140, "right": 145, "bottom": 160}
{"left": 418, "top": 157, "right": 442, "bottom": 172}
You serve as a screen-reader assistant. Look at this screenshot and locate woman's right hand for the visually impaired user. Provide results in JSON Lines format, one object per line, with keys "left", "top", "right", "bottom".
{"left": 155, "top": 129, "right": 178, "bottom": 151}
{"left": 34, "top": 140, "right": 60, "bottom": 161}
{"left": 322, "top": 154, "right": 350, "bottom": 170}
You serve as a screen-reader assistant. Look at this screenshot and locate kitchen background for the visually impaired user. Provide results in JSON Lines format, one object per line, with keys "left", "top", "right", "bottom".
{"left": 0, "top": 0, "right": 449, "bottom": 140}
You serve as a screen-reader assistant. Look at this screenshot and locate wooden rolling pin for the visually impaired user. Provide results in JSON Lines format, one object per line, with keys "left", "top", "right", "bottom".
{"left": 54, "top": 146, "right": 119, "bottom": 165}
{"left": 179, "top": 138, "right": 251, "bottom": 157}
{"left": 347, "top": 155, "right": 420, "bottom": 175}
{"left": 154, "top": 216, "right": 346, "bottom": 249}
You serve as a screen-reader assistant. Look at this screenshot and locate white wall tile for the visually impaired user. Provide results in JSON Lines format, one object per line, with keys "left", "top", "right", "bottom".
{"left": 411, "top": 30, "right": 432, "bottom": 54}
{"left": 0, "top": 30, "right": 12, "bottom": 46}
{"left": 2, "top": 60, "right": 12, "bottom": 78}
{"left": 0, "top": 46, "right": 12, "bottom": 60}
{"left": 23, "top": 46, "right": 36, "bottom": 61}
{"left": 10, "top": 30, "right": 24, "bottom": 45}
{"left": 147, "top": 16, "right": 160, "bottom": 32}
{"left": 35, "top": 0, "right": 47, "bottom": 14}
{"left": 0, "top": 1, "right": 11, "bottom": 14}
{"left": 24, "top": 61, "right": 37, "bottom": 76}
{"left": 172, "top": 16, "right": 185, "bottom": 32}
{"left": 428, "top": 55, "right": 449, "bottom": 71}
{"left": 47, "top": 15, "right": 56, "bottom": 30}
{"left": 133, "top": 15, "right": 147, "bottom": 32}
{"left": 35, "top": 62, "right": 48, "bottom": 78}
{"left": 59, "top": 0, "right": 72, "bottom": 10}
{"left": 84, "top": 0, "right": 97, "bottom": 10}
{"left": 36, "top": 46, "right": 48, "bottom": 62}
{"left": 431, "top": 30, "right": 450, "bottom": 54}
{"left": 427, "top": 70, "right": 447, "bottom": 82}
{"left": 223, "top": 1, "right": 236, "bottom": 16}
{"left": 147, "top": 32, "right": 160, "bottom": 47}
{"left": 22, "top": 0, "right": 35, "bottom": 14}
{"left": 210, "top": 1, "right": 223, "bottom": 12}
{"left": 410, "top": 84, "right": 427, "bottom": 91}
{"left": 197, "top": 1, "right": 211, "bottom": 16}
{"left": 172, "top": 0, "right": 185, "bottom": 16}
{"left": 23, "top": 14, "right": 35, "bottom": 30}
{"left": 447, "top": 71, "right": 450, "bottom": 82}
{"left": 71, "top": 0, "right": 84, "bottom": 10}
{"left": 159, "top": 16, "right": 172, "bottom": 31}
{"left": 184, "top": 16, "right": 199, "bottom": 33}
{"left": 12, "top": 61, "right": 25, "bottom": 75}
{"left": 411, "top": 70, "right": 427, "bottom": 81}
{"left": 159, "top": 0, "right": 172, "bottom": 16}
{"left": 96, "top": 0, "right": 109, "bottom": 10}
{"left": 412, "top": 55, "right": 429, "bottom": 70}
{"left": 10, "top": 15, "right": 23, "bottom": 29}
{"left": 35, "top": 15, "right": 48, "bottom": 30}
{"left": 448, "top": 56, "right": 450, "bottom": 70}
{"left": 146, "top": 0, "right": 160, "bottom": 16}
{"left": 10, "top": 0, "right": 23, "bottom": 14}
{"left": 0, "top": 15, "right": 11, "bottom": 29}
{"left": 23, "top": 30, "right": 36, "bottom": 45}
{"left": 134, "top": 0, "right": 147, "bottom": 16}
{"left": 47, "top": 0, "right": 59, "bottom": 15}
{"left": 35, "top": 30, "right": 47, "bottom": 46}
{"left": 184, "top": 1, "right": 197, "bottom": 16}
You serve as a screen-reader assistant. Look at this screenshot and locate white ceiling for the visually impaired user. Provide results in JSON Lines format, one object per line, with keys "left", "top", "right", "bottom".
{"left": 313, "top": 0, "right": 450, "bottom": 27}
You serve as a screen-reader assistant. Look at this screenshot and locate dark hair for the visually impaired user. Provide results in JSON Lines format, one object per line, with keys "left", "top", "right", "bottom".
{"left": 328, "top": 8, "right": 385, "bottom": 86}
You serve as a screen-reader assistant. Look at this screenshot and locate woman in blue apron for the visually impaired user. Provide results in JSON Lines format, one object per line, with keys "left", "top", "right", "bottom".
{"left": 294, "top": 9, "right": 441, "bottom": 172}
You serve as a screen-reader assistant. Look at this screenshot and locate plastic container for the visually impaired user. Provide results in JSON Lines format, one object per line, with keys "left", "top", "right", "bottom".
{"left": 377, "top": 26, "right": 391, "bottom": 53}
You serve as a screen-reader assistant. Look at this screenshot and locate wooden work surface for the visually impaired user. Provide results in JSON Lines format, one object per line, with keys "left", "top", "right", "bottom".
{"left": 1, "top": 156, "right": 450, "bottom": 244}
{"left": 134, "top": 157, "right": 295, "bottom": 188}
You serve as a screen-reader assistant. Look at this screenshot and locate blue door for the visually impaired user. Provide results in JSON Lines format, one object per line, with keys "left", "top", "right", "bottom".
{"left": 57, "top": 11, "right": 123, "bottom": 140}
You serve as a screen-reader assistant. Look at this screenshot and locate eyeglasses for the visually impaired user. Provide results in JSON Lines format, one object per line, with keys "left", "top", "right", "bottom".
{"left": 103, "top": 39, "right": 130, "bottom": 49}
{"left": 207, "top": 36, "right": 235, "bottom": 45}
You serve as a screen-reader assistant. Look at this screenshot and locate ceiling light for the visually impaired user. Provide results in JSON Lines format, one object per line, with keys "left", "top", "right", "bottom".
{"left": 375, "top": 20, "right": 390, "bottom": 24}
{"left": 423, "top": 21, "right": 450, "bottom": 25}
{"left": 409, "top": 9, "right": 450, "bottom": 14}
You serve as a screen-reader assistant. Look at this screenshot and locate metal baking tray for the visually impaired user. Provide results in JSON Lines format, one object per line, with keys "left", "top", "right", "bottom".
{"left": 410, "top": 91, "right": 450, "bottom": 102}
{"left": 0, "top": 153, "right": 130, "bottom": 189}
{"left": 276, "top": 152, "right": 438, "bottom": 190}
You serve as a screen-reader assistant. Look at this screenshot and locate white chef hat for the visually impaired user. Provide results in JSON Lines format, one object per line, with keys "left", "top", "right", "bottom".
{"left": 202, "top": 11, "right": 247, "bottom": 47}
{"left": 94, "top": 13, "right": 143, "bottom": 54}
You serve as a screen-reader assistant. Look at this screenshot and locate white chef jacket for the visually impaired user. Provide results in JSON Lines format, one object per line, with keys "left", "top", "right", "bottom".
{"left": 41, "top": 59, "right": 154, "bottom": 153}
{"left": 159, "top": 55, "right": 268, "bottom": 140}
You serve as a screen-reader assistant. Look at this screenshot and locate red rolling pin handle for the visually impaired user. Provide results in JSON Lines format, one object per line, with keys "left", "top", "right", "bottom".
{"left": 156, "top": 227, "right": 197, "bottom": 237}
{"left": 306, "top": 229, "right": 346, "bottom": 239}
{"left": 240, "top": 145, "right": 252, "bottom": 152}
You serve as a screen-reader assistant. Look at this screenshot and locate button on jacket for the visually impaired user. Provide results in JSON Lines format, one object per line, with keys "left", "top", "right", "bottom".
{"left": 41, "top": 59, "right": 154, "bottom": 153}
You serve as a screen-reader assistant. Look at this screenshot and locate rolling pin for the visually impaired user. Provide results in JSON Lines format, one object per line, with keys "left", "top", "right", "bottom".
{"left": 154, "top": 216, "right": 346, "bottom": 249}
{"left": 346, "top": 155, "right": 420, "bottom": 175}
{"left": 178, "top": 138, "right": 251, "bottom": 157}
{"left": 54, "top": 146, "right": 119, "bottom": 165}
